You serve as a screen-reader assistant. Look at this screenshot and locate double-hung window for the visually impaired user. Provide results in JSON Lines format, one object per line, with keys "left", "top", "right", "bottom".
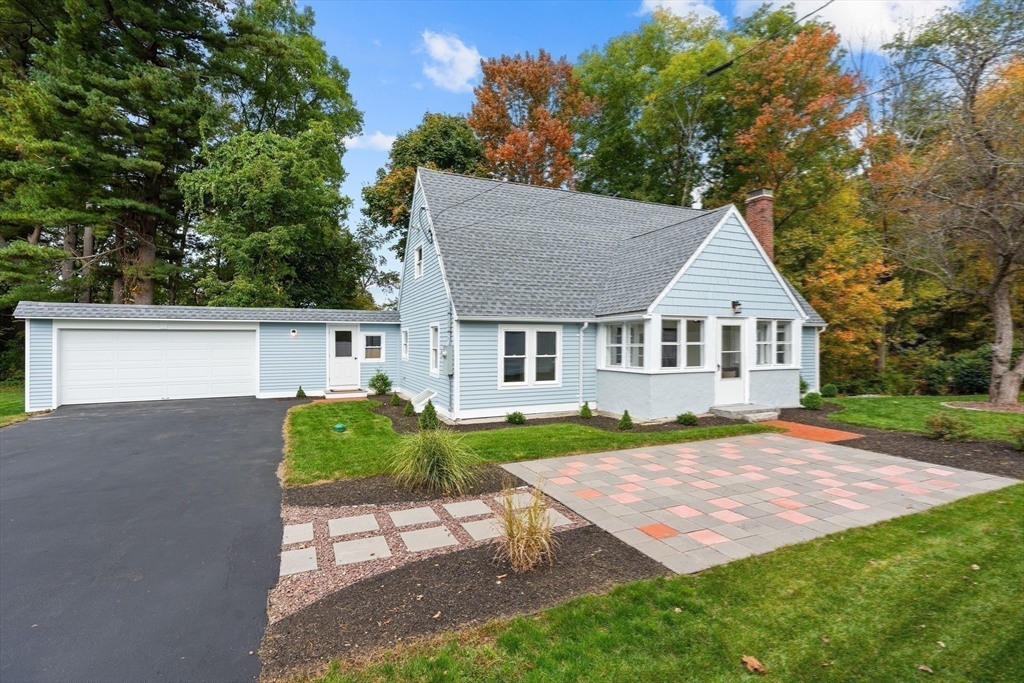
{"left": 606, "top": 324, "right": 623, "bottom": 366}
{"left": 661, "top": 319, "right": 704, "bottom": 369}
{"left": 414, "top": 245, "right": 423, "bottom": 279}
{"left": 429, "top": 324, "right": 439, "bottom": 375}
{"left": 775, "top": 321, "right": 792, "bottom": 364}
{"left": 364, "top": 334, "right": 382, "bottom": 360}
{"left": 684, "top": 320, "right": 704, "bottom": 367}
{"left": 661, "top": 320, "right": 679, "bottom": 368}
{"left": 626, "top": 323, "right": 644, "bottom": 368}
{"left": 605, "top": 322, "right": 645, "bottom": 369}
{"left": 755, "top": 320, "right": 793, "bottom": 366}
{"left": 401, "top": 329, "right": 409, "bottom": 359}
{"left": 756, "top": 321, "right": 772, "bottom": 365}
{"left": 501, "top": 327, "right": 560, "bottom": 386}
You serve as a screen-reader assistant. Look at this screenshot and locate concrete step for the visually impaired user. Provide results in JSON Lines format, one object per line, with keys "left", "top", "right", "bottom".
{"left": 322, "top": 389, "right": 368, "bottom": 401}
{"left": 710, "top": 404, "right": 780, "bottom": 422}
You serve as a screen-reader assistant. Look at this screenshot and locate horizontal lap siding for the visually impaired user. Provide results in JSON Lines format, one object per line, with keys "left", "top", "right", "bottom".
{"left": 800, "top": 326, "right": 818, "bottom": 391}
{"left": 259, "top": 322, "right": 326, "bottom": 394}
{"left": 655, "top": 216, "right": 800, "bottom": 319}
{"left": 359, "top": 324, "right": 400, "bottom": 390}
{"left": 750, "top": 368, "right": 800, "bottom": 407}
{"left": 458, "top": 322, "right": 595, "bottom": 411}
{"left": 28, "top": 319, "right": 53, "bottom": 410}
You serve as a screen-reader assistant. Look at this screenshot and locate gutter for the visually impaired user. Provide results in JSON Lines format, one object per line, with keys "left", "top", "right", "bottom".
{"left": 578, "top": 321, "right": 589, "bottom": 408}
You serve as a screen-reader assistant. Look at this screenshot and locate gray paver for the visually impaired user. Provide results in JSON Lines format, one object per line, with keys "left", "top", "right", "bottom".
{"left": 328, "top": 514, "right": 379, "bottom": 537}
{"left": 334, "top": 536, "right": 392, "bottom": 565}
{"left": 443, "top": 499, "right": 494, "bottom": 518}
{"left": 389, "top": 506, "right": 440, "bottom": 527}
{"left": 280, "top": 547, "right": 317, "bottom": 576}
{"left": 461, "top": 518, "right": 502, "bottom": 541}
{"left": 401, "top": 526, "right": 459, "bottom": 552}
{"left": 282, "top": 523, "right": 314, "bottom": 545}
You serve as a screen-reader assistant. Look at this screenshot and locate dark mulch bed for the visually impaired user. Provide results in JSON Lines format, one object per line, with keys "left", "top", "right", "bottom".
{"left": 259, "top": 525, "right": 669, "bottom": 681}
{"left": 369, "top": 393, "right": 740, "bottom": 435}
{"left": 779, "top": 404, "right": 1024, "bottom": 480}
{"left": 283, "top": 464, "right": 524, "bottom": 507}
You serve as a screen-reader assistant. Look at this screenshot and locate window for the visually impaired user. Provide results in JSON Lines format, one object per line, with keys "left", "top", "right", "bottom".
{"left": 500, "top": 326, "right": 560, "bottom": 386}
{"left": 626, "top": 322, "right": 644, "bottom": 368}
{"left": 535, "top": 330, "right": 557, "bottom": 382}
{"left": 756, "top": 320, "right": 772, "bottom": 365}
{"left": 414, "top": 245, "right": 423, "bottom": 279}
{"left": 503, "top": 330, "right": 527, "bottom": 384}
{"left": 776, "top": 321, "right": 792, "bottom": 365}
{"left": 755, "top": 320, "right": 794, "bottom": 366}
{"left": 720, "top": 324, "right": 742, "bottom": 378}
{"left": 334, "top": 330, "right": 352, "bottom": 358}
{"left": 661, "top": 320, "right": 679, "bottom": 368}
{"left": 685, "top": 320, "right": 704, "bottom": 367}
{"left": 605, "top": 324, "right": 623, "bottom": 366}
{"left": 429, "top": 324, "right": 439, "bottom": 375}
{"left": 364, "top": 334, "right": 382, "bottom": 360}
{"left": 401, "top": 329, "right": 409, "bottom": 359}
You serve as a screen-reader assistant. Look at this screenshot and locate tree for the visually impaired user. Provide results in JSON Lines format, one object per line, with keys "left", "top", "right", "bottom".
{"left": 468, "top": 49, "right": 596, "bottom": 187}
{"left": 361, "top": 112, "right": 483, "bottom": 260}
{"left": 883, "top": 0, "right": 1024, "bottom": 403}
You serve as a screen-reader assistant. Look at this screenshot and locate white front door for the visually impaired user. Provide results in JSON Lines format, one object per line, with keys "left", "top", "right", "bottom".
{"left": 714, "top": 319, "right": 746, "bottom": 405}
{"left": 329, "top": 326, "right": 359, "bottom": 388}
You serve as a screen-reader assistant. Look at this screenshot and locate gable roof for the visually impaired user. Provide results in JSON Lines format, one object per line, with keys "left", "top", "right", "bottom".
{"left": 417, "top": 168, "right": 823, "bottom": 322}
{"left": 13, "top": 301, "right": 400, "bottom": 324}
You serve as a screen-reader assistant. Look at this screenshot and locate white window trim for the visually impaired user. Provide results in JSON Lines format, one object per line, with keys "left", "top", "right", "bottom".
{"left": 498, "top": 325, "right": 562, "bottom": 388}
{"left": 414, "top": 245, "right": 423, "bottom": 279}
{"left": 362, "top": 332, "right": 385, "bottom": 363}
{"left": 429, "top": 323, "right": 439, "bottom": 377}
{"left": 401, "top": 328, "right": 409, "bottom": 360}
{"left": 752, "top": 319, "right": 798, "bottom": 369}
{"left": 657, "top": 317, "right": 707, "bottom": 373}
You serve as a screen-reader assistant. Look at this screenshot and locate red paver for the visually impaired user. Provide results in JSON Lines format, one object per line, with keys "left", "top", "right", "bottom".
{"left": 770, "top": 498, "right": 806, "bottom": 510}
{"left": 874, "top": 465, "right": 914, "bottom": 476}
{"left": 776, "top": 510, "right": 815, "bottom": 524}
{"left": 718, "top": 453, "right": 744, "bottom": 460}
{"left": 709, "top": 509, "right": 747, "bottom": 523}
{"left": 616, "top": 483, "right": 643, "bottom": 492}
{"left": 567, "top": 461, "right": 589, "bottom": 468}
{"left": 831, "top": 498, "right": 869, "bottom": 510}
{"left": 633, "top": 453, "right": 654, "bottom": 459}
{"left": 883, "top": 475, "right": 914, "bottom": 484}
{"left": 600, "top": 456, "right": 623, "bottom": 464}
{"left": 814, "top": 477, "right": 845, "bottom": 487}
{"left": 558, "top": 468, "right": 581, "bottom": 476}
{"left": 642, "top": 463, "right": 668, "bottom": 471}
{"left": 654, "top": 477, "right": 683, "bottom": 486}
{"left": 823, "top": 487, "right": 857, "bottom": 498}
{"left": 687, "top": 529, "right": 729, "bottom": 545}
{"left": 763, "top": 420, "right": 864, "bottom": 443}
{"left": 708, "top": 497, "right": 742, "bottom": 509}
{"left": 595, "top": 463, "right": 619, "bottom": 471}
{"left": 852, "top": 481, "right": 887, "bottom": 491}
{"left": 676, "top": 447, "right": 699, "bottom": 453}
{"left": 740, "top": 464, "right": 764, "bottom": 471}
{"left": 610, "top": 492, "right": 641, "bottom": 503}
{"left": 780, "top": 457, "right": 808, "bottom": 465}
{"left": 706, "top": 468, "right": 733, "bottom": 477}
{"left": 668, "top": 504, "right": 702, "bottom": 518}
{"left": 574, "top": 489, "right": 603, "bottom": 499}
{"left": 760, "top": 448, "right": 783, "bottom": 454}
{"left": 925, "top": 479, "right": 957, "bottom": 489}
{"left": 834, "top": 464, "right": 863, "bottom": 472}
{"left": 621, "top": 473, "right": 648, "bottom": 483}
{"left": 807, "top": 469, "right": 833, "bottom": 477}
{"left": 925, "top": 467, "right": 955, "bottom": 477}
{"left": 549, "top": 476, "right": 576, "bottom": 485}
{"left": 675, "top": 466, "right": 699, "bottom": 474}
{"left": 772, "top": 467, "right": 799, "bottom": 475}
{"left": 688, "top": 480, "right": 720, "bottom": 490}
{"left": 896, "top": 484, "right": 930, "bottom": 495}
{"left": 765, "top": 486, "right": 798, "bottom": 497}
{"left": 639, "top": 523, "right": 679, "bottom": 539}
{"left": 741, "top": 472, "right": 769, "bottom": 481}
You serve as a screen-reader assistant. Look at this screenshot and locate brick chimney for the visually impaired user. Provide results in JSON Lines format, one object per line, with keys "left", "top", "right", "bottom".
{"left": 744, "top": 188, "right": 774, "bottom": 261}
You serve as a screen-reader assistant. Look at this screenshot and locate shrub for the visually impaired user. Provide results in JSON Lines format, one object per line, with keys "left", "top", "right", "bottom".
{"left": 295, "top": 386, "right": 306, "bottom": 398}
{"left": 390, "top": 392, "right": 401, "bottom": 406}
{"left": 676, "top": 411, "right": 699, "bottom": 426}
{"left": 924, "top": 412, "right": 974, "bottom": 442}
{"left": 579, "top": 403, "right": 593, "bottom": 419}
{"left": 506, "top": 411, "right": 526, "bottom": 425}
{"left": 801, "top": 392, "right": 823, "bottom": 410}
{"left": 493, "top": 483, "right": 557, "bottom": 573}
{"left": 820, "top": 383, "right": 838, "bottom": 398}
{"left": 390, "top": 426, "right": 479, "bottom": 495}
{"left": 618, "top": 410, "right": 633, "bottom": 430}
{"left": 948, "top": 347, "right": 991, "bottom": 395}
{"left": 1008, "top": 425, "right": 1024, "bottom": 452}
{"left": 799, "top": 377, "right": 809, "bottom": 396}
{"left": 920, "top": 360, "right": 952, "bottom": 395}
{"left": 402, "top": 400, "right": 415, "bottom": 417}
{"left": 418, "top": 399, "right": 441, "bottom": 430}
{"left": 368, "top": 370, "right": 392, "bottom": 396}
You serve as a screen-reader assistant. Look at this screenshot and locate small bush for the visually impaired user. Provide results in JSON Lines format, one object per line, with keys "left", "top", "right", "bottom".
{"left": 925, "top": 412, "right": 974, "bottom": 442}
{"left": 506, "top": 411, "right": 526, "bottom": 425}
{"left": 948, "top": 347, "right": 991, "bottom": 395}
{"left": 402, "top": 401, "right": 415, "bottom": 417}
{"left": 676, "top": 411, "right": 699, "bottom": 426}
{"left": 368, "top": 370, "right": 392, "bottom": 396}
{"left": 295, "top": 386, "right": 306, "bottom": 398}
{"left": 493, "top": 483, "right": 557, "bottom": 573}
{"left": 579, "top": 403, "right": 593, "bottom": 419}
{"left": 1008, "top": 425, "right": 1024, "bottom": 452}
{"left": 820, "top": 383, "right": 838, "bottom": 398}
{"left": 390, "top": 392, "right": 401, "bottom": 406}
{"left": 801, "top": 392, "right": 823, "bottom": 410}
{"left": 799, "top": 377, "right": 809, "bottom": 396}
{"left": 618, "top": 410, "right": 633, "bottom": 430}
{"left": 390, "top": 426, "right": 479, "bottom": 495}
{"left": 418, "top": 399, "right": 441, "bottom": 430}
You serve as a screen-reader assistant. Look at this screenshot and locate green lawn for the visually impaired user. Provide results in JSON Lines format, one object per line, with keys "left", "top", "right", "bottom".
{"left": 318, "top": 484, "right": 1024, "bottom": 682}
{"left": 0, "top": 384, "right": 27, "bottom": 428}
{"left": 825, "top": 395, "right": 1022, "bottom": 443}
{"left": 284, "top": 401, "right": 775, "bottom": 486}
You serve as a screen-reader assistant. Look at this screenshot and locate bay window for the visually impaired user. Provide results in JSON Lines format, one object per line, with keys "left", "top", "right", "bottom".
{"left": 626, "top": 322, "right": 644, "bottom": 368}
{"left": 776, "top": 321, "right": 792, "bottom": 364}
{"left": 606, "top": 324, "right": 623, "bottom": 366}
{"left": 661, "top": 319, "right": 703, "bottom": 369}
{"left": 661, "top": 320, "right": 679, "bottom": 368}
{"left": 755, "top": 320, "right": 793, "bottom": 366}
{"left": 756, "top": 321, "right": 772, "bottom": 365}
{"left": 685, "top": 320, "right": 704, "bottom": 367}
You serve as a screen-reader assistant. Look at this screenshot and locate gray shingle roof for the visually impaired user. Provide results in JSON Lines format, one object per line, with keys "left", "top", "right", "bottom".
{"left": 13, "top": 301, "right": 400, "bottom": 323}
{"left": 782, "top": 280, "right": 826, "bottom": 326}
{"left": 418, "top": 168, "right": 825, "bottom": 322}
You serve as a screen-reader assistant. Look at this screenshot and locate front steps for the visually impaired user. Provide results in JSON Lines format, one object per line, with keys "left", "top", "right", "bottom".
{"left": 322, "top": 389, "right": 368, "bottom": 401}
{"left": 710, "top": 403, "right": 780, "bottom": 422}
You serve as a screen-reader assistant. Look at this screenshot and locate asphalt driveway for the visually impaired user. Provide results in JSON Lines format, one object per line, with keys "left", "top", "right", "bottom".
{"left": 0, "top": 397, "right": 302, "bottom": 682}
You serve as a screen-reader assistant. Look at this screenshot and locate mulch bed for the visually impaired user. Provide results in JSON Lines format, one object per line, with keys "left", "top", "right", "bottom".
{"left": 369, "top": 393, "right": 740, "bottom": 435}
{"left": 259, "top": 525, "right": 669, "bottom": 681}
{"left": 779, "top": 404, "right": 1024, "bottom": 480}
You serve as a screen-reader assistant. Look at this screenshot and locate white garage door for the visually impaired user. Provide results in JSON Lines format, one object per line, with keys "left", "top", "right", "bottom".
{"left": 59, "top": 328, "right": 256, "bottom": 405}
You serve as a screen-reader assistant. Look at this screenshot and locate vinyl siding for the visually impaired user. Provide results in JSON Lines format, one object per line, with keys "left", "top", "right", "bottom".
{"left": 359, "top": 323, "right": 401, "bottom": 390}
{"left": 458, "top": 322, "right": 596, "bottom": 413}
{"left": 398, "top": 182, "right": 453, "bottom": 412}
{"left": 655, "top": 215, "right": 801, "bottom": 319}
{"left": 596, "top": 370, "right": 715, "bottom": 421}
{"left": 749, "top": 368, "right": 801, "bottom": 407}
{"left": 259, "top": 322, "right": 326, "bottom": 395}
{"left": 800, "top": 326, "right": 819, "bottom": 391}
{"left": 27, "top": 319, "right": 53, "bottom": 410}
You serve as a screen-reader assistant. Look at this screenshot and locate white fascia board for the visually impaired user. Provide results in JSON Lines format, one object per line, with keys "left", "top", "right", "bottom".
{"left": 457, "top": 316, "right": 595, "bottom": 323}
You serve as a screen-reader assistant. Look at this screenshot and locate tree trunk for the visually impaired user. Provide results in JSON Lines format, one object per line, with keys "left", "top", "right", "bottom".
{"left": 78, "top": 225, "right": 94, "bottom": 303}
{"left": 133, "top": 214, "right": 157, "bottom": 305}
{"left": 874, "top": 338, "right": 886, "bottom": 375}
{"left": 27, "top": 225, "right": 41, "bottom": 245}
{"left": 61, "top": 222, "right": 77, "bottom": 281}
{"left": 112, "top": 224, "right": 124, "bottom": 304}
{"left": 988, "top": 278, "right": 1023, "bottom": 404}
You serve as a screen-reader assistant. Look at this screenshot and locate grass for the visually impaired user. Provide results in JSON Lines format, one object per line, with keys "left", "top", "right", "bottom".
{"left": 316, "top": 484, "right": 1024, "bottom": 682}
{"left": 283, "top": 401, "right": 775, "bottom": 486}
{"left": 825, "top": 394, "right": 1022, "bottom": 444}
{"left": 0, "top": 383, "right": 28, "bottom": 428}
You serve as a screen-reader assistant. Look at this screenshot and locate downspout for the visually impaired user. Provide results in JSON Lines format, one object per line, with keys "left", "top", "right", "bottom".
{"left": 578, "top": 322, "right": 589, "bottom": 408}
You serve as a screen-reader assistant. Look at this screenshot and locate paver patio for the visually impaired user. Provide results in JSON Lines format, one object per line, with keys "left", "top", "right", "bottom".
{"left": 502, "top": 433, "right": 1018, "bottom": 574}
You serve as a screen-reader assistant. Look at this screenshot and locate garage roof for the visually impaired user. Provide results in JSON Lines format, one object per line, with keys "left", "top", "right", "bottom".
{"left": 13, "top": 301, "right": 400, "bottom": 324}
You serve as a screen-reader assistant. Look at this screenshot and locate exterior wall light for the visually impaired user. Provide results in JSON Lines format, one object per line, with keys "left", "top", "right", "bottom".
{"left": 289, "top": 329, "right": 297, "bottom": 337}
{"left": 731, "top": 301, "right": 742, "bottom": 314}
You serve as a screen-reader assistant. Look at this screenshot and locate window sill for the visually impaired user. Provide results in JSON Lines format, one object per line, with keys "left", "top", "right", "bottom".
{"left": 499, "top": 381, "right": 563, "bottom": 390}
{"left": 750, "top": 365, "right": 799, "bottom": 371}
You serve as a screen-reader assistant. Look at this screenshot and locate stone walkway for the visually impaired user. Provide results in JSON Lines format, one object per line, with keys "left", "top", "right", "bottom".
{"left": 502, "top": 433, "right": 1018, "bottom": 574}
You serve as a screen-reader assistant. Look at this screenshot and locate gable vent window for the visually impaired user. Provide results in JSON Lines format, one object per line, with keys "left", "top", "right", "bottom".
{"left": 414, "top": 245, "right": 423, "bottom": 279}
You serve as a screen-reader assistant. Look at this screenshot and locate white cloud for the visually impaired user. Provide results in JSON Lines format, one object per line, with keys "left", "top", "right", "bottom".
{"left": 732, "top": 1, "right": 958, "bottom": 53}
{"left": 639, "top": 0, "right": 723, "bottom": 20}
{"left": 343, "top": 131, "right": 396, "bottom": 152}
{"left": 420, "top": 30, "right": 481, "bottom": 93}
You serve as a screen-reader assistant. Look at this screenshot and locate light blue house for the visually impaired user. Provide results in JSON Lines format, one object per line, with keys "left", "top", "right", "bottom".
{"left": 15, "top": 168, "right": 823, "bottom": 421}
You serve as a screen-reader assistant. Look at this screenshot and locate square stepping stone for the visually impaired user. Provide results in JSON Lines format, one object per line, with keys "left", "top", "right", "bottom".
{"left": 443, "top": 499, "right": 493, "bottom": 518}
{"left": 546, "top": 509, "right": 572, "bottom": 527}
{"left": 334, "top": 536, "right": 392, "bottom": 565}
{"left": 462, "top": 518, "right": 502, "bottom": 541}
{"left": 390, "top": 506, "right": 440, "bottom": 527}
{"left": 401, "top": 526, "right": 459, "bottom": 552}
{"left": 509, "top": 491, "right": 535, "bottom": 509}
{"left": 280, "top": 547, "right": 317, "bottom": 576}
{"left": 282, "top": 523, "right": 314, "bottom": 545}
{"left": 328, "top": 514, "right": 379, "bottom": 537}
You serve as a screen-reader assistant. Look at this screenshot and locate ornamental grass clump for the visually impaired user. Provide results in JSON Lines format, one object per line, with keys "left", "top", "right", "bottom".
{"left": 390, "top": 426, "right": 479, "bottom": 495}
{"left": 925, "top": 412, "right": 974, "bottom": 442}
{"left": 419, "top": 399, "right": 441, "bottom": 430}
{"left": 494, "top": 483, "right": 558, "bottom": 573}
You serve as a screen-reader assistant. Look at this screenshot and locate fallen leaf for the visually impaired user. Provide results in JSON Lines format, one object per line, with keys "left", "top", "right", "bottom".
{"left": 432, "top": 611, "right": 441, "bottom": 619}
{"left": 970, "top": 564, "right": 980, "bottom": 570}
{"left": 936, "top": 641, "right": 945, "bottom": 648}
{"left": 742, "top": 655, "right": 766, "bottom": 674}
{"left": 821, "top": 661, "right": 834, "bottom": 667}
{"left": 821, "top": 636, "right": 830, "bottom": 643}
{"left": 918, "top": 665, "right": 934, "bottom": 674}
{"left": 497, "top": 574, "right": 508, "bottom": 579}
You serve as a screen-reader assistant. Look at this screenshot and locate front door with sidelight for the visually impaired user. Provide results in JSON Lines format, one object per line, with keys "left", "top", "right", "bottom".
{"left": 329, "top": 326, "right": 359, "bottom": 388}
{"left": 715, "top": 320, "right": 746, "bottom": 405}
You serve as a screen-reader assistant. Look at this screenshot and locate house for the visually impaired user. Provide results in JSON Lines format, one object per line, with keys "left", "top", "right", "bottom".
{"left": 15, "top": 168, "right": 824, "bottom": 421}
